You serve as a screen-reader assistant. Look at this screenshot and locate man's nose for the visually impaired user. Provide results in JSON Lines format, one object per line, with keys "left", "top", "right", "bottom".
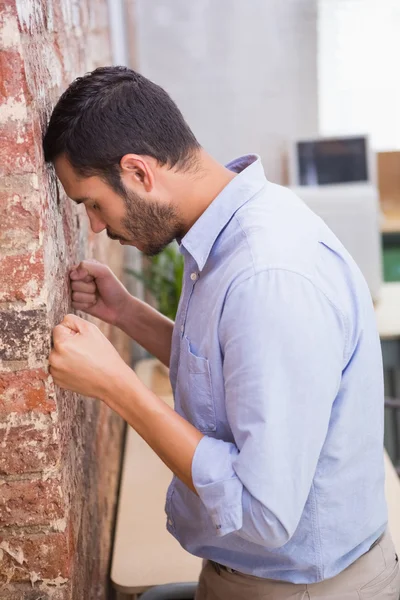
{"left": 87, "top": 211, "right": 106, "bottom": 234}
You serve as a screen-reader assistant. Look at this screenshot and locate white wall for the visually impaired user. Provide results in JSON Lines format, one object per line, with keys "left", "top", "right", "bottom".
{"left": 133, "top": 0, "right": 318, "bottom": 184}
{"left": 318, "top": 0, "right": 400, "bottom": 151}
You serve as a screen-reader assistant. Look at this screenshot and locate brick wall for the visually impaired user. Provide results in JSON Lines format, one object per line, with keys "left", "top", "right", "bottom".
{"left": 0, "top": 2, "right": 129, "bottom": 598}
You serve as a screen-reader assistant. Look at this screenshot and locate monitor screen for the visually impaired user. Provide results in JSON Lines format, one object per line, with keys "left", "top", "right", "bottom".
{"left": 297, "top": 137, "right": 369, "bottom": 186}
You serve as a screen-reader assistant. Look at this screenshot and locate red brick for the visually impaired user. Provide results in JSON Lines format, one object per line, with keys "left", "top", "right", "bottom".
{"left": 0, "top": 418, "right": 59, "bottom": 475}
{"left": 0, "top": 121, "right": 36, "bottom": 176}
{"left": 14, "top": 0, "right": 48, "bottom": 36}
{"left": 0, "top": 50, "right": 28, "bottom": 103}
{"left": 0, "top": 249, "right": 44, "bottom": 302}
{"left": 0, "top": 309, "right": 48, "bottom": 362}
{"left": 0, "top": 184, "right": 41, "bottom": 251}
{"left": 0, "top": 0, "right": 126, "bottom": 597}
{"left": 0, "top": 531, "right": 71, "bottom": 583}
{"left": 0, "top": 478, "right": 64, "bottom": 527}
{"left": 0, "top": 369, "right": 55, "bottom": 417}
{"left": 0, "top": 588, "right": 69, "bottom": 600}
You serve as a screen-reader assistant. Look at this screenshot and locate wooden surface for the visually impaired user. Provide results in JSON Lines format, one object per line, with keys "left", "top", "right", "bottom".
{"left": 110, "top": 359, "right": 201, "bottom": 594}
{"left": 378, "top": 151, "right": 400, "bottom": 230}
{"left": 375, "top": 283, "right": 400, "bottom": 340}
{"left": 378, "top": 149, "right": 400, "bottom": 233}
{"left": 381, "top": 209, "right": 400, "bottom": 234}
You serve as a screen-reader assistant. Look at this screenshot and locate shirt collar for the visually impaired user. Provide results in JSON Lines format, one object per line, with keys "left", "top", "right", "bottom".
{"left": 180, "top": 154, "right": 267, "bottom": 271}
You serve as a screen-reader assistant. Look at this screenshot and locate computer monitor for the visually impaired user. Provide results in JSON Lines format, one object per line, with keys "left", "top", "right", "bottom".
{"left": 288, "top": 134, "right": 376, "bottom": 188}
{"left": 288, "top": 134, "right": 382, "bottom": 301}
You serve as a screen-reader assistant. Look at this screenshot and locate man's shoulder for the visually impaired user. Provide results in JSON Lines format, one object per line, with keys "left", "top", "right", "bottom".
{"left": 226, "top": 181, "right": 322, "bottom": 274}
{"left": 214, "top": 181, "right": 368, "bottom": 318}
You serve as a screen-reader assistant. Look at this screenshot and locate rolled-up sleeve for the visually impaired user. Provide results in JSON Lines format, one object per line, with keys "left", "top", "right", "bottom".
{"left": 191, "top": 268, "right": 347, "bottom": 547}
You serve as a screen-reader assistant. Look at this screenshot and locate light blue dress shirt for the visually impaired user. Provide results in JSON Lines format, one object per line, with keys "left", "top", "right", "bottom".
{"left": 166, "top": 155, "right": 387, "bottom": 583}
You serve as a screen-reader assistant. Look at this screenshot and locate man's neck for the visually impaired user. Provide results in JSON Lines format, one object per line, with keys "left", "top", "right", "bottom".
{"left": 175, "top": 150, "right": 237, "bottom": 235}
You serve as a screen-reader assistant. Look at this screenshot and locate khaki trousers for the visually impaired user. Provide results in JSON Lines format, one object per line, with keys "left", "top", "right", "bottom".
{"left": 195, "top": 530, "right": 400, "bottom": 599}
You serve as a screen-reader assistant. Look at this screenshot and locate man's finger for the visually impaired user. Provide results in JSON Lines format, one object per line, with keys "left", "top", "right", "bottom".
{"left": 61, "top": 313, "right": 87, "bottom": 333}
{"left": 71, "top": 281, "right": 97, "bottom": 294}
{"left": 70, "top": 265, "right": 92, "bottom": 282}
{"left": 72, "top": 302, "right": 97, "bottom": 312}
{"left": 48, "top": 349, "right": 58, "bottom": 367}
{"left": 72, "top": 291, "right": 96, "bottom": 305}
{"left": 52, "top": 323, "right": 77, "bottom": 348}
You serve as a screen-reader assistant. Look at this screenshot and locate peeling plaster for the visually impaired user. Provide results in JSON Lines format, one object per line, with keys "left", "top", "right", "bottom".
{"left": 0, "top": 7, "right": 22, "bottom": 50}
{"left": 15, "top": 0, "right": 45, "bottom": 34}
{"left": 0, "top": 411, "right": 54, "bottom": 433}
{"left": 41, "top": 575, "right": 69, "bottom": 587}
{"left": 0, "top": 541, "right": 26, "bottom": 565}
{"left": 51, "top": 518, "right": 67, "bottom": 532}
{"left": 0, "top": 98, "right": 28, "bottom": 124}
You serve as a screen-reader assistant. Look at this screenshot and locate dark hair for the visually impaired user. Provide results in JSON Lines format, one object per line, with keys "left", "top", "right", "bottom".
{"left": 43, "top": 66, "right": 200, "bottom": 192}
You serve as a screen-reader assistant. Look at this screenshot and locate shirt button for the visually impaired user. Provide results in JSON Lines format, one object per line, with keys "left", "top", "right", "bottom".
{"left": 180, "top": 325, "right": 184, "bottom": 333}
{"left": 190, "top": 272, "right": 198, "bottom": 281}
{"left": 168, "top": 518, "right": 173, "bottom": 526}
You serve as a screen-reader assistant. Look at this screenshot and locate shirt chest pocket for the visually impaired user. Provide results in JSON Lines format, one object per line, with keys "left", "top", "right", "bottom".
{"left": 177, "top": 336, "right": 217, "bottom": 433}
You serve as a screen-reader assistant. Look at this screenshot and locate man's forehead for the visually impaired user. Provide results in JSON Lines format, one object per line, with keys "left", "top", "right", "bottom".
{"left": 54, "top": 155, "right": 92, "bottom": 199}
{"left": 54, "top": 154, "right": 77, "bottom": 179}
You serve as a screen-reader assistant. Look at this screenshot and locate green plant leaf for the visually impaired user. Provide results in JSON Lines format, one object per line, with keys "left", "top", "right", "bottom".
{"left": 124, "top": 242, "right": 184, "bottom": 319}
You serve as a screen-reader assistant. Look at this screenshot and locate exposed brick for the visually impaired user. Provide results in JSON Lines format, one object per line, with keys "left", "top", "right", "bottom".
{"left": 0, "top": 249, "right": 44, "bottom": 302}
{"left": 0, "top": 1, "right": 19, "bottom": 50}
{"left": 0, "top": 531, "right": 71, "bottom": 583}
{"left": 0, "top": 182, "right": 41, "bottom": 254}
{"left": 0, "top": 369, "right": 54, "bottom": 417}
{"left": 20, "top": 38, "right": 64, "bottom": 111}
{"left": 0, "top": 49, "right": 27, "bottom": 104}
{"left": 0, "top": 121, "right": 36, "bottom": 176}
{"left": 0, "top": 589, "right": 69, "bottom": 600}
{"left": 14, "top": 0, "right": 47, "bottom": 36}
{"left": 0, "top": 416, "right": 59, "bottom": 475}
{"left": 0, "top": 309, "right": 48, "bottom": 363}
{"left": 0, "top": 0, "right": 127, "bottom": 597}
{"left": 0, "top": 478, "right": 64, "bottom": 528}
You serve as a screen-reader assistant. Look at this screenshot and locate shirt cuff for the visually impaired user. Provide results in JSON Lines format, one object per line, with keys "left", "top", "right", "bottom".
{"left": 192, "top": 435, "right": 243, "bottom": 536}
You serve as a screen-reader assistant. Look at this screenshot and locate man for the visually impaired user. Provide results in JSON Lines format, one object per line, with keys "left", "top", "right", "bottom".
{"left": 44, "top": 66, "right": 399, "bottom": 599}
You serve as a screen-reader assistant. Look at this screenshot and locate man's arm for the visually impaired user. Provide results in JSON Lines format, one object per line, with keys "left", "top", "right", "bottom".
{"left": 52, "top": 267, "right": 347, "bottom": 548}
{"left": 106, "top": 269, "right": 347, "bottom": 547}
{"left": 116, "top": 294, "right": 174, "bottom": 368}
{"left": 104, "top": 367, "right": 203, "bottom": 493}
{"left": 69, "top": 260, "right": 174, "bottom": 368}
{"left": 189, "top": 269, "right": 347, "bottom": 546}
{"left": 49, "top": 313, "right": 202, "bottom": 492}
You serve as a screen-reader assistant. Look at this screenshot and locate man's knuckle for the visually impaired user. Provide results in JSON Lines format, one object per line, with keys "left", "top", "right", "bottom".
{"left": 49, "top": 353, "right": 59, "bottom": 368}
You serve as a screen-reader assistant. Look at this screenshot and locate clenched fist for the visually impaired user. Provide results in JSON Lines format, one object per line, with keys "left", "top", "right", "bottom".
{"left": 70, "top": 259, "right": 131, "bottom": 326}
{"left": 49, "top": 313, "right": 132, "bottom": 399}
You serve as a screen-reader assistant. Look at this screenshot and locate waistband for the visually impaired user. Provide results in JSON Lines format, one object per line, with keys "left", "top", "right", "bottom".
{"left": 210, "top": 530, "right": 388, "bottom": 579}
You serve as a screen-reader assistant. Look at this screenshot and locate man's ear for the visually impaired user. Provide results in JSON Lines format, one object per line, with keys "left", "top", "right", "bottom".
{"left": 120, "top": 154, "right": 154, "bottom": 192}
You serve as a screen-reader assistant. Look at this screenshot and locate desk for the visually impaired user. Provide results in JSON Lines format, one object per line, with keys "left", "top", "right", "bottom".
{"left": 381, "top": 210, "right": 400, "bottom": 235}
{"left": 110, "top": 360, "right": 201, "bottom": 599}
{"left": 375, "top": 282, "right": 400, "bottom": 340}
